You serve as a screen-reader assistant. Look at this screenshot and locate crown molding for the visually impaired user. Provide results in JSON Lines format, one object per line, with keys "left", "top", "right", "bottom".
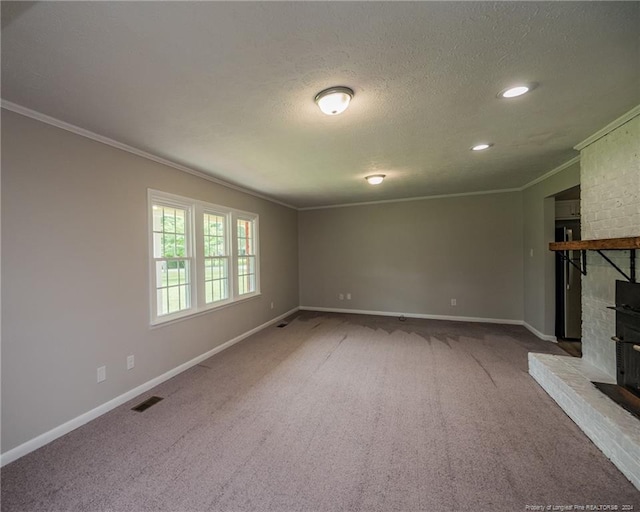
{"left": 1, "top": 100, "right": 297, "bottom": 210}
{"left": 298, "top": 187, "right": 522, "bottom": 211}
{"left": 518, "top": 155, "right": 581, "bottom": 191}
{"left": 574, "top": 104, "right": 640, "bottom": 151}
{"left": 3, "top": 99, "right": 600, "bottom": 212}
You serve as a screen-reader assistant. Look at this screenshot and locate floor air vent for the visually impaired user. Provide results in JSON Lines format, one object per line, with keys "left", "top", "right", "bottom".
{"left": 277, "top": 322, "right": 288, "bottom": 328}
{"left": 132, "top": 396, "right": 164, "bottom": 412}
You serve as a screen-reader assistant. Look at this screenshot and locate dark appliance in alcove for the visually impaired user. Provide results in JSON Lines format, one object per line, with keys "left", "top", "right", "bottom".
{"left": 555, "top": 224, "right": 582, "bottom": 340}
{"left": 593, "top": 280, "right": 640, "bottom": 418}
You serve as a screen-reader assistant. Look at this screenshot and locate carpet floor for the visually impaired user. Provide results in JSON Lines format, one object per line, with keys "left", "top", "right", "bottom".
{"left": 2, "top": 312, "right": 639, "bottom": 511}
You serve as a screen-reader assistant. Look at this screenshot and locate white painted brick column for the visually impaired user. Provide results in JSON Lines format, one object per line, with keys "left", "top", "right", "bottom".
{"left": 580, "top": 114, "right": 640, "bottom": 377}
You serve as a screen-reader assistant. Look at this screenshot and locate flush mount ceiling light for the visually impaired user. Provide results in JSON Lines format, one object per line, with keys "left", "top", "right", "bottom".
{"left": 498, "top": 83, "right": 537, "bottom": 99}
{"left": 471, "top": 143, "right": 493, "bottom": 151}
{"left": 365, "top": 174, "right": 386, "bottom": 185}
{"left": 315, "top": 86, "right": 354, "bottom": 115}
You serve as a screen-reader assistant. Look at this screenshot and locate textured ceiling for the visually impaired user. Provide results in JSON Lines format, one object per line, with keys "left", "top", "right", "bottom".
{"left": 2, "top": 2, "right": 639, "bottom": 208}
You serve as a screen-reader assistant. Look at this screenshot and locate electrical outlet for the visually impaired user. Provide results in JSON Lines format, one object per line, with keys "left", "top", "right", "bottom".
{"left": 270, "top": 301, "right": 274, "bottom": 309}
{"left": 97, "top": 366, "right": 106, "bottom": 383}
{"left": 530, "top": 248, "right": 534, "bottom": 257}
{"left": 127, "top": 355, "right": 135, "bottom": 370}
{"left": 339, "top": 293, "right": 344, "bottom": 300}
{"left": 451, "top": 299, "right": 457, "bottom": 306}
{"left": 346, "top": 293, "right": 351, "bottom": 300}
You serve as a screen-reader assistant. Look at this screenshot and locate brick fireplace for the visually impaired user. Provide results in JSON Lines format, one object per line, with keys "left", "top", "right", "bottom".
{"left": 529, "top": 110, "right": 640, "bottom": 490}
{"left": 581, "top": 113, "right": 640, "bottom": 376}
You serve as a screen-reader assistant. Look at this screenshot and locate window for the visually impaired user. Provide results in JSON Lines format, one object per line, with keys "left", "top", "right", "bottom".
{"left": 149, "top": 190, "right": 259, "bottom": 325}
{"left": 236, "top": 218, "right": 256, "bottom": 295}
{"left": 203, "top": 212, "right": 229, "bottom": 304}
{"left": 152, "top": 202, "right": 192, "bottom": 318}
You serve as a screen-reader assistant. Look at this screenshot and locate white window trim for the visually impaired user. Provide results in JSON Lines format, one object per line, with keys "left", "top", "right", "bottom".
{"left": 148, "top": 189, "right": 260, "bottom": 326}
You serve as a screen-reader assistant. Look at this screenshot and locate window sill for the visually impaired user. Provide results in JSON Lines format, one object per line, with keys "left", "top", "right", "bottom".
{"left": 149, "top": 292, "right": 262, "bottom": 329}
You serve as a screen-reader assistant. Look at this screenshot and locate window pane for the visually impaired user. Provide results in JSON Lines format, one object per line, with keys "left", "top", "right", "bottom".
{"left": 174, "top": 235, "right": 182, "bottom": 258}
{"left": 154, "top": 205, "right": 188, "bottom": 261}
{"left": 179, "top": 285, "right": 189, "bottom": 309}
{"left": 204, "top": 213, "right": 226, "bottom": 258}
{"left": 156, "top": 261, "right": 168, "bottom": 288}
{"left": 177, "top": 264, "right": 187, "bottom": 285}
{"left": 204, "top": 257, "right": 228, "bottom": 304}
{"left": 205, "top": 282, "right": 213, "bottom": 304}
{"left": 153, "top": 233, "right": 163, "bottom": 258}
{"left": 217, "top": 258, "right": 227, "bottom": 279}
{"left": 153, "top": 206, "right": 163, "bottom": 231}
{"left": 163, "top": 208, "right": 176, "bottom": 232}
{"left": 162, "top": 235, "right": 170, "bottom": 257}
{"left": 155, "top": 259, "right": 190, "bottom": 316}
{"left": 245, "top": 223, "right": 253, "bottom": 254}
{"left": 175, "top": 210, "right": 185, "bottom": 234}
{"left": 237, "top": 219, "right": 254, "bottom": 257}
{"left": 214, "top": 236, "right": 224, "bottom": 256}
{"left": 237, "top": 255, "right": 255, "bottom": 295}
{"left": 168, "top": 286, "right": 180, "bottom": 313}
{"left": 157, "top": 288, "right": 168, "bottom": 316}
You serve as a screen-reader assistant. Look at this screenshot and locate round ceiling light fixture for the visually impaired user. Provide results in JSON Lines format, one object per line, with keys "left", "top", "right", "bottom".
{"left": 365, "top": 174, "right": 386, "bottom": 185}
{"left": 315, "top": 86, "right": 354, "bottom": 115}
{"left": 498, "top": 83, "right": 537, "bottom": 99}
{"left": 471, "top": 143, "right": 493, "bottom": 151}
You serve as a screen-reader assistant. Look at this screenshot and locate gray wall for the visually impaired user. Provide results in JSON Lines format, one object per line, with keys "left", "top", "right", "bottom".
{"left": 1, "top": 110, "right": 299, "bottom": 453}
{"left": 522, "top": 162, "right": 581, "bottom": 337}
{"left": 299, "top": 193, "right": 523, "bottom": 320}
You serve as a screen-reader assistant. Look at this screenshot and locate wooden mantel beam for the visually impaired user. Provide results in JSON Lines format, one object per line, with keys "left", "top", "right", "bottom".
{"left": 549, "top": 236, "right": 640, "bottom": 252}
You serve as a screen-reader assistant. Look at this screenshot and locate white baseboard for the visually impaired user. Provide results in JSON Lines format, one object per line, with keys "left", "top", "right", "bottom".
{"left": 2, "top": 306, "right": 555, "bottom": 467}
{"left": 300, "top": 306, "right": 559, "bottom": 343}
{"left": 299, "top": 306, "right": 523, "bottom": 325}
{"left": 523, "top": 322, "right": 557, "bottom": 342}
{"left": 0, "top": 307, "right": 299, "bottom": 467}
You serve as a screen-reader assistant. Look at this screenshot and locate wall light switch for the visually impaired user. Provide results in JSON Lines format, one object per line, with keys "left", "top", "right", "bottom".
{"left": 346, "top": 293, "right": 351, "bottom": 300}
{"left": 451, "top": 299, "right": 457, "bottom": 306}
{"left": 127, "top": 355, "right": 135, "bottom": 370}
{"left": 339, "top": 293, "right": 344, "bottom": 300}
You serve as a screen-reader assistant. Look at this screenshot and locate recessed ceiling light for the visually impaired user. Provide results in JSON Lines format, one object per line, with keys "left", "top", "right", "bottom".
{"left": 471, "top": 143, "right": 493, "bottom": 151}
{"left": 315, "top": 86, "right": 354, "bottom": 115}
{"left": 498, "top": 83, "right": 537, "bottom": 99}
{"left": 365, "top": 174, "right": 385, "bottom": 185}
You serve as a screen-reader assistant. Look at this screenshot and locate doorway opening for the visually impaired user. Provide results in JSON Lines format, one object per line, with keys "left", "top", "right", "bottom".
{"left": 554, "top": 185, "right": 582, "bottom": 357}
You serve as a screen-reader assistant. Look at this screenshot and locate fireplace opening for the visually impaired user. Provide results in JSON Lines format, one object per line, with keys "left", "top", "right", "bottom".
{"left": 593, "top": 280, "right": 640, "bottom": 419}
